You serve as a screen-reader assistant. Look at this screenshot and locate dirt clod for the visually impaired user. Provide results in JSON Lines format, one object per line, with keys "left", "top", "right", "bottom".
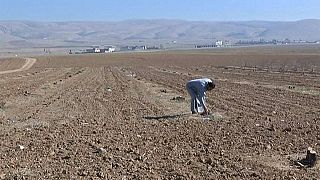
{"left": 170, "top": 96, "right": 185, "bottom": 101}
{"left": 0, "top": 101, "right": 5, "bottom": 109}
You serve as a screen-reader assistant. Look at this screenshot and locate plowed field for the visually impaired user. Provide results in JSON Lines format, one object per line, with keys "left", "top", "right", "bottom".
{"left": 0, "top": 58, "right": 26, "bottom": 72}
{"left": 1, "top": 47, "right": 320, "bottom": 179}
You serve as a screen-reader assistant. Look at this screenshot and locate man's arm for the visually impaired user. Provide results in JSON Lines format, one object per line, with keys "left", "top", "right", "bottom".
{"left": 198, "top": 91, "right": 209, "bottom": 115}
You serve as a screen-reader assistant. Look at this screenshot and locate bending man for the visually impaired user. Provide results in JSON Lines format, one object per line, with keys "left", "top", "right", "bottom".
{"left": 186, "top": 78, "right": 215, "bottom": 115}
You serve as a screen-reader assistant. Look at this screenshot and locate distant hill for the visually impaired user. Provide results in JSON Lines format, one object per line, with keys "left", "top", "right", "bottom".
{"left": 0, "top": 19, "right": 319, "bottom": 48}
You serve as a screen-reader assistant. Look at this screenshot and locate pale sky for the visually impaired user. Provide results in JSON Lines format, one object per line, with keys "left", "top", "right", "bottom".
{"left": 1, "top": 0, "right": 320, "bottom": 22}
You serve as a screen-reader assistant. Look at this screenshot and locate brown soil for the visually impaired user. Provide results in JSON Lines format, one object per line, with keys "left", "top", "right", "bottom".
{"left": 0, "top": 48, "right": 320, "bottom": 179}
{"left": 0, "top": 58, "right": 37, "bottom": 75}
{"left": 0, "top": 58, "right": 26, "bottom": 72}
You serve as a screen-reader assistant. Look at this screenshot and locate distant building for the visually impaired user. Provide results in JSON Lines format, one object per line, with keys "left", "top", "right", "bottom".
{"left": 84, "top": 46, "right": 100, "bottom": 53}
{"left": 215, "top": 40, "right": 223, "bottom": 47}
{"left": 195, "top": 44, "right": 215, "bottom": 48}
{"left": 120, "top": 45, "right": 148, "bottom": 51}
{"left": 94, "top": 47, "right": 101, "bottom": 53}
{"left": 82, "top": 45, "right": 116, "bottom": 54}
{"left": 85, "top": 48, "right": 95, "bottom": 53}
{"left": 195, "top": 40, "right": 230, "bottom": 49}
{"left": 146, "top": 46, "right": 160, "bottom": 50}
{"left": 102, "top": 46, "right": 116, "bottom": 53}
{"left": 140, "top": 46, "right": 147, "bottom": 50}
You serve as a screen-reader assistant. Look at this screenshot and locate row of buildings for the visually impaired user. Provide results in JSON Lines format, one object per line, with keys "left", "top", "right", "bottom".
{"left": 235, "top": 38, "right": 320, "bottom": 45}
{"left": 72, "top": 46, "right": 116, "bottom": 54}
{"left": 69, "top": 38, "right": 320, "bottom": 54}
{"left": 195, "top": 40, "right": 230, "bottom": 48}
{"left": 71, "top": 45, "right": 163, "bottom": 54}
{"left": 195, "top": 38, "right": 320, "bottom": 49}
{"left": 120, "top": 45, "right": 162, "bottom": 51}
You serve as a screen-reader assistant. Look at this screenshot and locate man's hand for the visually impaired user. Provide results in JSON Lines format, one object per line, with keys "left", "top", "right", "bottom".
{"left": 200, "top": 108, "right": 209, "bottom": 116}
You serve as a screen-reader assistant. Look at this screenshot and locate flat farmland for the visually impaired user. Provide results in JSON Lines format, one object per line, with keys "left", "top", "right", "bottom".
{"left": 0, "top": 58, "right": 26, "bottom": 72}
{"left": 1, "top": 47, "right": 320, "bottom": 179}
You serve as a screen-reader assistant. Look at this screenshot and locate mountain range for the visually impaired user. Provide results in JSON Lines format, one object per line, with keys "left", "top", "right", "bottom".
{"left": 0, "top": 19, "right": 319, "bottom": 49}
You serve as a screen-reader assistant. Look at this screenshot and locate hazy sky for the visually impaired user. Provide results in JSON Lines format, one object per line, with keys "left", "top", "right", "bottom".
{"left": 1, "top": 0, "right": 320, "bottom": 22}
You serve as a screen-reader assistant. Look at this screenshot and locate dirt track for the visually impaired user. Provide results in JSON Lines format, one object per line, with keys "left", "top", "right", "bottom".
{"left": 0, "top": 48, "right": 320, "bottom": 179}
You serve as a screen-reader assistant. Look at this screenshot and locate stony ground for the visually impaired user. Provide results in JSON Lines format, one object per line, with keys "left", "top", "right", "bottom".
{"left": 1, "top": 47, "right": 320, "bottom": 179}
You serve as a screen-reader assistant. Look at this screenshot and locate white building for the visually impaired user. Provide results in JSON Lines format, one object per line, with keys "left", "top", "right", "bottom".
{"left": 94, "top": 47, "right": 101, "bottom": 53}
{"left": 106, "top": 46, "right": 115, "bottom": 52}
{"left": 215, "top": 40, "right": 223, "bottom": 47}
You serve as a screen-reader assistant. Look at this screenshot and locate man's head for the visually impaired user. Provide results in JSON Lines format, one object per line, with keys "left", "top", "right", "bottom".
{"left": 207, "top": 81, "right": 215, "bottom": 91}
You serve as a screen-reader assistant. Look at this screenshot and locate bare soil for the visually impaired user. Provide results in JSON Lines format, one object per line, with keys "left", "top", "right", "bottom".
{"left": 0, "top": 58, "right": 25, "bottom": 72}
{"left": 1, "top": 47, "right": 320, "bottom": 179}
{"left": 0, "top": 58, "right": 37, "bottom": 75}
